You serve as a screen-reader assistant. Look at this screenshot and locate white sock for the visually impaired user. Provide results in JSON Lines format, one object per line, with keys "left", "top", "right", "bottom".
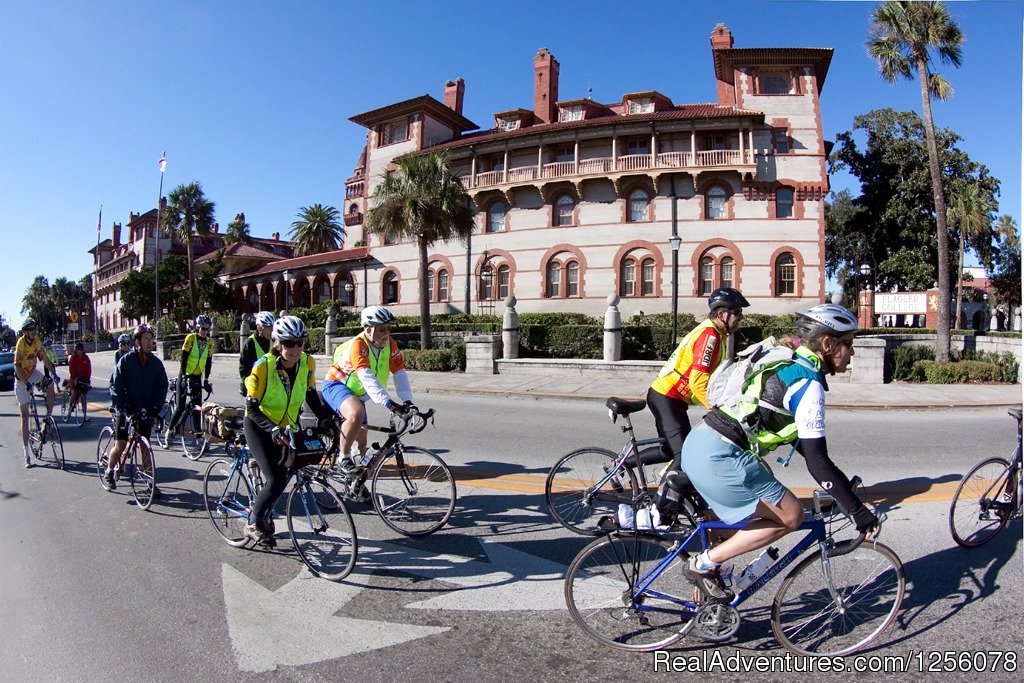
{"left": 695, "top": 551, "right": 717, "bottom": 571}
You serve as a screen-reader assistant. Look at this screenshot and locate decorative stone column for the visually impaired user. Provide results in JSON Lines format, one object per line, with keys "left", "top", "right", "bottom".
{"left": 604, "top": 293, "right": 622, "bottom": 362}
{"left": 325, "top": 307, "right": 338, "bottom": 357}
{"left": 239, "top": 314, "right": 251, "bottom": 340}
{"left": 502, "top": 295, "right": 519, "bottom": 359}
{"left": 858, "top": 287, "right": 875, "bottom": 330}
{"left": 464, "top": 334, "right": 501, "bottom": 374}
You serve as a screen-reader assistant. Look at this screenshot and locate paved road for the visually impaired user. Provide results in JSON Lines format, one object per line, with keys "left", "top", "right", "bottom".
{"left": 1, "top": 368, "right": 1021, "bottom": 681}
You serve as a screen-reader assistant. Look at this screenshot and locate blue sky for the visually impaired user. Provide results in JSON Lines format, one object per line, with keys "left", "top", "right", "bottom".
{"left": 1, "top": 0, "right": 1020, "bottom": 330}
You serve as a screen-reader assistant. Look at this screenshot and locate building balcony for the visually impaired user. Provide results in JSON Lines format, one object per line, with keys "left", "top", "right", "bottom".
{"left": 343, "top": 211, "right": 364, "bottom": 227}
{"left": 345, "top": 180, "right": 365, "bottom": 199}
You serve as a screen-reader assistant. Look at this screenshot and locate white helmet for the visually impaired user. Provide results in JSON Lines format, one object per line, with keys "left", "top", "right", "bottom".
{"left": 271, "top": 316, "right": 308, "bottom": 341}
{"left": 796, "top": 304, "right": 858, "bottom": 337}
{"left": 360, "top": 305, "right": 396, "bottom": 328}
{"left": 255, "top": 310, "right": 276, "bottom": 328}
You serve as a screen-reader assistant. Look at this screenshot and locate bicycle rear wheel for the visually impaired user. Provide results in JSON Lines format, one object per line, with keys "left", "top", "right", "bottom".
{"left": 59, "top": 391, "right": 72, "bottom": 423}
{"left": 287, "top": 479, "right": 358, "bottom": 581}
{"left": 180, "top": 409, "right": 208, "bottom": 460}
{"left": 772, "top": 541, "right": 905, "bottom": 656}
{"left": 96, "top": 425, "right": 115, "bottom": 485}
{"left": 42, "top": 416, "right": 65, "bottom": 470}
{"left": 203, "top": 458, "right": 254, "bottom": 547}
{"left": 565, "top": 533, "right": 695, "bottom": 651}
{"left": 371, "top": 446, "right": 456, "bottom": 537}
{"left": 949, "top": 457, "right": 1015, "bottom": 548}
{"left": 130, "top": 437, "right": 157, "bottom": 510}
{"left": 155, "top": 402, "right": 172, "bottom": 449}
{"left": 546, "top": 448, "right": 639, "bottom": 535}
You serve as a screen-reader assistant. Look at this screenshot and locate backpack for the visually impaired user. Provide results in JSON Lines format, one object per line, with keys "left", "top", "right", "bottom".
{"left": 706, "top": 336, "right": 797, "bottom": 409}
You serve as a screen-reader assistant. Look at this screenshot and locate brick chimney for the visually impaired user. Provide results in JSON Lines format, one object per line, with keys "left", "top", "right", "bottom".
{"left": 272, "top": 232, "right": 280, "bottom": 241}
{"left": 444, "top": 78, "right": 465, "bottom": 115}
{"left": 212, "top": 222, "right": 219, "bottom": 234}
{"left": 710, "top": 24, "right": 736, "bottom": 106}
{"left": 112, "top": 222, "right": 121, "bottom": 247}
{"left": 533, "top": 48, "right": 559, "bottom": 124}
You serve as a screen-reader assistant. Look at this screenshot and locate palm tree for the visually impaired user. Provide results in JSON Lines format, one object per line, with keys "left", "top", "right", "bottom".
{"left": 224, "top": 212, "right": 252, "bottom": 246}
{"left": 289, "top": 204, "right": 344, "bottom": 256}
{"left": 946, "top": 181, "right": 992, "bottom": 329}
{"left": 162, "top": 182, "right": 216, "bottom": 320}
{"left": 868, "top": 0, "right": 965, "bottom": 360}
{"left": 364, "top": 151, "right": 475, "bottom": 350}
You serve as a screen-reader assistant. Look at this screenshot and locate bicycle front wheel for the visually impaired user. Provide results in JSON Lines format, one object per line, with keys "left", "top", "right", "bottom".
{"left": 130, "top": 437, "right": 157, "bottom": 511}
{"left": 155, "top": 402, "right": 172, "bottom": 449}
{"left": 371, "top": 446, "right": 456, "bottom": 537}
{"left": 565, "top": 533, "right": 695, "bottom": 651}
{"left": 60, "top": 392, "right": 72, "bottom": 423}
{"left": 180, "top": 410, "right": 208, "bottom": 460}
{"left": 772, "top": 541, "right": 905, "bottom": 656}
{"left": 203, "top": 458, "right": 254, "bottom": 547}
{"left": 287, "top": 479, "right": 358, "bottom": 581}
{"left": 949, "top": 457, "right": 1015, "bottom": 548}
{"left": 43, "top": 416, "right": 65, "bottom": 470}
{"left": 96, "top": 426, "right": 115, "bottom": 485}
{"left": 546, "top": 447, "right": 639, "bottom": 535}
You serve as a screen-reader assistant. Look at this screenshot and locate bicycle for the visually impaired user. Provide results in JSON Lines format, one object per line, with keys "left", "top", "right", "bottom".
{"left": 564, "top": 480, "right": 905, "bottom": 656}
{"left": 95, "top": 409, "right": 158, "bottom": 510}
{"left": 159, "top": 376, "right": 210, "bottom": 459}
{"left": 59, "top": 378, "right": 89, "bottom": 426}
{"left": 545, "top": 397, "right": 703, "bottom": 535}
{"left": 325, "top": 406, "right": 456, "bottom": 537}
{"left": 949, "top": 407, "right": 1023, "bottom": 547}
{"left": 153, "top": 377, "right": 175, "bottom": 449}
{"left": 26, "top": 378, "right": 65, "bottom": 469}
{"left": 202, "top": 418, "right": 358, "bottom": 581}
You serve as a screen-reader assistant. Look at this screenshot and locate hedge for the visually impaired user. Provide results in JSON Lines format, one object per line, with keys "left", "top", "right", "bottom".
{"left": 892, "top": 344, "right": 934, "bottom": 381}
{"left": 913, "top": 360, "right": 1009, "bottom": 383}
{"left": 403, "top": 343, "right": 466, "bottom": 372}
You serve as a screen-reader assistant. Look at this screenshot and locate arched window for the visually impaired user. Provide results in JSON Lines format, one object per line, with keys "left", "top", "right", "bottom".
{"left": 566, "top": 261, "right": 580, "bottom": 297}
{"left": 497, "top": 265, "right": 510, "bottom": 299}
{"left": 247, "top": 291, "right": 259, "bottom": 310}
{"left": 699, "top": 256, "right": 714, "bottom": 295}
{"left": 775, "top": 252, "right": 796, "bottom": 295}
{"left": 706, "top": 186, "right": 727, "bottom": 219}
{"left": 620, "top": 260, "right": 636, "bottom": 296}
{"left": 546, "top": 262, "right": 561, "bottom": 298}
{"left": 640, "top": 258, "right": 655, "bottom": 296}
{"left": 628, "top": 189, "right": 649, "bottom": 222}
{"left": 319, "top": 280, "right": 332, "bottom": 301}
{"left": 487, "top": 201, "right": 507, "bottom": 233}
{"left": 480, "top": 265, "right": 494, "bottom": 300}
{"left": 762, "top": 73, "right": 792, "bottom": 95}
{"left": 348, "top": 203, "right": 359, "bottom": 214}
{"left": 555, "top": 195, "right": 575, "bottom": 226}
{"left": 776, "top": 188, "right": 794, "bottom": 218}
{"left": 426, "top": 270, "right": 435, "bottom": 302}
{"left": 383, "top": 271, "right": 399, "bottom": 304}
{"left": 721, "top": 256, "right": 735, "bottom": 289}
{"left": 438, "top": 269, "right": 449, "bottom": 301}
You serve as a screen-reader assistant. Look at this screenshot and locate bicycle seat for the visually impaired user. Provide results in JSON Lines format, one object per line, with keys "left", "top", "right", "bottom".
{"left": 606, "top": 397, "right": 647, "bottom": 417}
{"left": 223, "top": 416, "right": 244, "bottom": 432}
{"left": 1009, "top": 407, "right": 1021, "bottom": 423}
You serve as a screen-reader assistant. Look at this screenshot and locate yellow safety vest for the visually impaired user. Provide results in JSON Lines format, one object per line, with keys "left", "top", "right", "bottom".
{"left": 332, "top": 332, "right": 390, "bottom": 397}
{"left": 255, "top": 353, "right": 309, "bottom": 427}
{"left": 183, "top": 333, "right": 212, "bottom": 376}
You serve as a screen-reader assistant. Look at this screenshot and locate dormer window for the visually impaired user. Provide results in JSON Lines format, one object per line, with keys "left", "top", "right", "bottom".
{"left": 381, "top": 118, "right": 409, "bottom": 146}
{"left": 560, "top": 105, "right": 583, "bottom": 122}
{"left": 628, "top": 97, "right": 654, "bottom": 114}
{"left": 498, "top": 116, "right": 519, "bottom": 132}
{"left": 760, "top": 73, "right": 794, "bottom": 95}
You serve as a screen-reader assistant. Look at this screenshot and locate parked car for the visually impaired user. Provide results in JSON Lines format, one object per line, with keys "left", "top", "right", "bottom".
{"left": 51, "top": 344, "right": 69, "bottom": 365}
{"left": 0, "top": 351, "right": 14, "bottom": 391}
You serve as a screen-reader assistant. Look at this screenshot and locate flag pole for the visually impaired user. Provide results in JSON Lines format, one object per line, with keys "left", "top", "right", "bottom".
{"left": 95, "top": 205, "right": 102, "bottom": 352}
{"left": 154, "top": 152, "right": 166, "bottom": 340}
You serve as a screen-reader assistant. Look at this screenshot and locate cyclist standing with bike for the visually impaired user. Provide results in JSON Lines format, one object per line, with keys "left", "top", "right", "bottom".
{"left": 113, "top": 333, "right": 132, "bottom": 364}
{"left": 238, "top": 310, "right": 275, "bottom": 395}
{"left": 679, "top": 304, "right": 878, "bottom": 601}
{"left": 67, "top": 341, "right": 92, "bottom": 424}
{"left": 164, "top": 314, "right": 214, "bottom": 444}
{"left": 105, "top": 324, "right": 168, "bottom": 492}
{"left": 14, "top": 319, "right": 58, "bottom": 467}
{"left": 242, "top": 316, "right": 338, "bottom": 546}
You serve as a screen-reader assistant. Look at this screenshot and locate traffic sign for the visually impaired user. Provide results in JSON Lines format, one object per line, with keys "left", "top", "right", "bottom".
{"left": 67, "top": 323, "right": 79, "bottom": 331}
{"left": 69, "top": 311, "right": 79, "bottom": 322}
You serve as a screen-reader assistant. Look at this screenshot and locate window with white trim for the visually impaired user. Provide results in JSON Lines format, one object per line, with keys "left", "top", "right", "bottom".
{"left": 761, "top": 73, "right": 793, "bottom": 95}
{"left": 497, "top": 116, "right": 519, "bottom": 132}
{"left": 706, "top": 186, "right": 727, "bottom": 219}
{"left": 487, "top": 201, "right": 507, "bottom": 233}
{"left": 628, "top": 189, "right": 650, "bottom": 222}
{"left": 721, "top": 257, "right": 734, "bottom": 289}
{"left": 772, "top": 128, "right": 790, "bottom": 153}
{"left": 381, "top": 119, "right": 409, "bottom": 145}
{"left": 776, "top": 188, "right": 794, "bottom": 218}
{"left": 560, "top": 106, "right": 583, "bottom": 122}
{"left": 555, "top": 195, "right": 575, "bottom": 226}
{"left": 699, "top": 256, "right": 714, "bottom": 295}
{"left": 546, "top": 262, "right": 560, "bottom": 297}
{"left": 438, "top": 269, "right": 449, "bottom": 300}
{"left": 628, "top": 97, "right": 654, "bottom": 114}
{"left": 620, "top": 260, "right": 636, "bottom": 296}
{"left": 497, "top": 265, "right": 509, "bottom": 299}
{"left": 775, "top": 252, "right": 796, "bottom": 295}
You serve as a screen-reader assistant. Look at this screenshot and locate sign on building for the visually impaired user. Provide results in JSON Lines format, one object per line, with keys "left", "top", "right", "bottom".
{"left": 874, "top": 292, "right": 928, "bottom": 314}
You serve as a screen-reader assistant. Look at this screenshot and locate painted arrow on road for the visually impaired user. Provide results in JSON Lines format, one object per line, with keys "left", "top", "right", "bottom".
{"left": 350, "top": 538, "right": 568, "bottom": 612}
{"left": 222, "top": 563, "right": 448, "bottom": 673}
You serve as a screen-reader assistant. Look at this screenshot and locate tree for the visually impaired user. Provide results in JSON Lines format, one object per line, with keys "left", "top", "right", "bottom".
{"left": 868, "top": 0, "right": 965, "bottom": 359}
{"left": 988, "top": 216, "right": 1021, "bottom": 311}
{"left": 21, "top": 276, "right": 58, "bottom": 335}
{"left": 364, "top": 151, "right": 475, "bottom": 350}
{"left": 163, "top": 182, "right": 216, "bottom": 320}
{"left": 946, "top": 180, "right": 994, "bottom": 328}
{"left": 120, "top": 255, "right": 189, "bottom": 324}
{"left": 828, "top": 108, "right": 999, "bottom": 302}
{"left": 224, "top": 212, "right": 252, "bottom": 246}
{"left": 289, "top": 204, "right": 344, "bottom": 256}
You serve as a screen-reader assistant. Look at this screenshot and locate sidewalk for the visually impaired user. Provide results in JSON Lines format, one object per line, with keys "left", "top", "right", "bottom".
{"left": 129, "top": 351, "right": 1024, "bottom": 409}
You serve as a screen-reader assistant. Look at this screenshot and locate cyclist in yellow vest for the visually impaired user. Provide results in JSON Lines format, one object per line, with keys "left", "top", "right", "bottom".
{"left": 165, "top": 314, "right": 215, "bottom": 441}
{"left": 242, "top": 316, "right": 336, "bottom": 546}
{"left": 238, "top": 310, "right": 275, "bottom": 395}
{"left": 14, "top": 319, "right": 58, "bottom": 467}
{"left": 322, "top": 306, "right": 414, "bottom": 479}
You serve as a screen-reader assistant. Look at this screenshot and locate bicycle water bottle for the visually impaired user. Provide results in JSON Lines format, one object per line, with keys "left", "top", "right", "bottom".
{"left": 734, "top": 546, "right": 780, "bottom": 591}
{"left": 358, "top": 450, "right": 373, "bottom": 468}
{"left": 617, "top": 503, "right": 636, "bottom": 529}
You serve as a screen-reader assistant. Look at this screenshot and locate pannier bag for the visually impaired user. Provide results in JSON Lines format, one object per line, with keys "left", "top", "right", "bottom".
{"left": 281, "top": 426, "right": 329, "bottom": 470}
{"left": 201, "top": 403, "right": 240, "bottom": 442}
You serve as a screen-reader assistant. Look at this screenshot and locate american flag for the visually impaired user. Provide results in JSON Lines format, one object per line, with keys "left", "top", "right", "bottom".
{"left": 159, "top": 153, "right": 166, "bottom": 173}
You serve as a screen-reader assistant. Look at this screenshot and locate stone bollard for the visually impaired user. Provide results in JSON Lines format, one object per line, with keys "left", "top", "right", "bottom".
{"left": 604, "top": 293, "right": 622, "bottom": 362}
{"left": 502, "top": 295, "right": 519, "bottom": 359}
{"left": 464, "top": 334, "right": 502, "bottom": 374}
{"left": 325, "top": 308, "right": 338, "bottom": 356}
{"left": 239, "top": 315, "right": 251, "bottom": 339}
{"left": 848, "top": 337, "right": 886, "bottom": 384}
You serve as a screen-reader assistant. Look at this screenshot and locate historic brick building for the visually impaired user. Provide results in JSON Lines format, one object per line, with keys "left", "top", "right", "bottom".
{"left": 335, "top": 24, "right": 832, "bottom": 318}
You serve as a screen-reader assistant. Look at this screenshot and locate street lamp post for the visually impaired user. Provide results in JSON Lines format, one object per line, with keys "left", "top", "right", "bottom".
{"left": 668, "top": 176, "right": 681, "bottom": 345}
{"left": 283, "top": 270, "right": 290, "bottom": 313}
{"left": 344, "top": 281, "right": 354, "bottom": 307}
{"left": 859, "top": 262, "right": 873, "bottom": 329}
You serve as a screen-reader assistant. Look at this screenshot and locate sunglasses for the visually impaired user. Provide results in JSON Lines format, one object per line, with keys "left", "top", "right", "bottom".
{"left": 281, "top": 339, "right": 305, "bottom": 349}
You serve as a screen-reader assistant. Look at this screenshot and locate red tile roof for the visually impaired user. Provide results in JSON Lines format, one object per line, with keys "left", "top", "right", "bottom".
{"left": 241, "top": 247, "right": 373, "bottom": 277}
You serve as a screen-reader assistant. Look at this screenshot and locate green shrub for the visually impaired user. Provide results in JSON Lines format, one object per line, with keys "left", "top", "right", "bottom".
{"left": 518, "top": 312, "right": 600, "bottom": 326}
{"left": 892, "top": 345, "right": 934, "bottom": 380}
{"left": 519, "top": 324, "right": 603, "bottom": 359}
{"left": 959, "top": 350, "right": 1019, "bottom": 382}
{"left": 306, "top": 329, "right": 325, "bottom": 355}
{"left": 216, "top": 331, "right": 239, "bottom": 354}
{"left": 403, "top": 342, "right": 465, "bottom": 372}
{"left": 914, "top": 360, "right": 1008, "bottom": 383}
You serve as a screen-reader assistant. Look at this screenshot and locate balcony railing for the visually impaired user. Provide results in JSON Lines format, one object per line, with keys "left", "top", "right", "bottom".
{"left": 343, "top": 212, "right": 363, "bottom": 227}
{"left": 345, "top": 182, "right": 364, "bottom": 198}
{"left": 459, "top": 149, "right": 755, "bottom": 189}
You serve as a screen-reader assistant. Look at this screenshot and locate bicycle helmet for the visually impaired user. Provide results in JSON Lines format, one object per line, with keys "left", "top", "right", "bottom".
{"left": 22, "top": 317, "right": 36, "bottom": 331}
{"left": 75, "top": 341, "right": 84, "bottom": 350}
{"left": 255, "top": 310, "right": 276, "bottom": 328}
{"left": 133, "top": 323, "right": 154, "bottom": 340}
{"left": 360, "top": 305, "right": 396, "bottom": 328}
{"left": 43, "top": 337, "right": 53, "bottom": 347}
{"left": 194, "top": 314, "right": 213, "bottom": 329}
{"left": 795, "top": 303, "right": 858, "bottom": 338}
{"left": 272, "top": 315, "right": 308, "bottom": 341}
{"left": 708, "top": 287, "right": 750, "bottom": 312}
{"left": 117, "top": 333, "right": 132, "bottom": 345}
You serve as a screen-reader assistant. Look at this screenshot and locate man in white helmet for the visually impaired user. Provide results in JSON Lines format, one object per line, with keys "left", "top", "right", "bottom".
{"left": 238, "top": 311, "right": 276, "bottom": 395}
{"left": 322, "top": 306, "right": 414, "bottom": 485}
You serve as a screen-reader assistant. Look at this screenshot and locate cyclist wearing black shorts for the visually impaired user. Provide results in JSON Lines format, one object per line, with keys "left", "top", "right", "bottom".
{"left": 165, "top": 314, "right": 214, "bottom": 443}
{"left": 242, "top": 316, "right": 337, "bottom": 546}
{"left": 238, "top": 310, "right": 275, "bottom": 396}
